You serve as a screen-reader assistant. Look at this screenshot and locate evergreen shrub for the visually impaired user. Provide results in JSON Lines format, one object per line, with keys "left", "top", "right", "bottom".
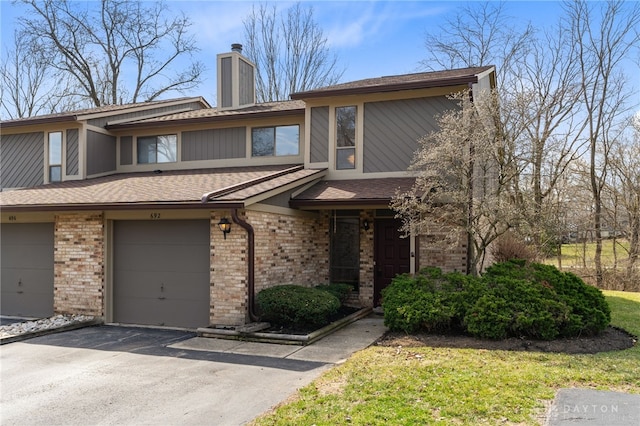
{"left": 256, "top": 285, "right": 340, "bottom": 328}
{"left": 381, "top": 261, "right": 610, "bottom": 340}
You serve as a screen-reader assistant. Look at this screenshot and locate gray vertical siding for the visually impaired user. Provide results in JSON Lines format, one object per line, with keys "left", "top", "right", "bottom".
{"left": 239, "top": 58, "right": 255, "bottom": 105}
{"left": 220, "top": 57, "right": 232, "bottom": 108}
{"left": 66, "top": 129, "right": 79, "bottom": 175}
{"left": 0, "top": 132, "right": 44, "bottom": 189}
{"left": 310, "top": 106, "right": 329, "bottom": 163}
{"left": 86, "top": 130, "right": 116, "bottom": 175}
{"left": 182, "top": 127, "right": 246, "bottom": 161}
{"left": 363, "top": 96, "right": 458, "bottom": 173}
{"left": 120, "top": 136, "right": 133, "bottom": 165}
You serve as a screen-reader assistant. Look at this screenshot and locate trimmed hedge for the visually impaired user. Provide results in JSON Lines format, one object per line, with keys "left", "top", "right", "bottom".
{"left": 382, "top": 261, "right": 611, "bottom": 340}
{"left": 257, "top": 285, "right": 340, "bottom": 328}
{"left": 315, "top": 283, "right": 354, "bottom": 305}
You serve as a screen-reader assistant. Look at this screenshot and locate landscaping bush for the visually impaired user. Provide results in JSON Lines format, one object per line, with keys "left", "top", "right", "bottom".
{"left": 490, "top": 232, "right": 537, "bottom": 263}
{"left": 464, "top": 276, "right": 570, "bottom": 340}
{"left": 315, "top": 283, "right": 353, "bottom": 305}
{"left": 256, "top": 285, "right": 340, "bottom": 328}
{"left": 381, "top": 269, "right": 479, "bottom": 333}
{"left": 381, "top": 261, "right": 611, "bottom": 340}
{"left": 482, "top": 261, "right": 611, "bottom": 337}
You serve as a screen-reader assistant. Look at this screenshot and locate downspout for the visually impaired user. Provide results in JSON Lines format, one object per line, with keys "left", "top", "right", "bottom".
{"left": 231, "top": 209, "right": 260, "bottom": 322}
{"left": 466, "top": 81, "right": 475, "bottom": 275}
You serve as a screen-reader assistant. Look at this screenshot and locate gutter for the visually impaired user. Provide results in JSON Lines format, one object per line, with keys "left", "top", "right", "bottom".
{"left": 231, "top": 209, "right": 260, "bottom": 322}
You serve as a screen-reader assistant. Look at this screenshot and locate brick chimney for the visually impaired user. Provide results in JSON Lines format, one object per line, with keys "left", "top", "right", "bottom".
{"left": 217, "top": 43, "right": 256, "bottom": 110}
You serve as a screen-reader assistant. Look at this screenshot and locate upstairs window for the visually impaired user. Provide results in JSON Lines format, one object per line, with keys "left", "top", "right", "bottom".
{"left": 336, "top": 106, "right": 356, "bottom": 169}
{"left": 137, "top": 135, "right": 177, "bottom": 164}
{"left": 252, "top": 125, "right": 299, "bottom": 157}
{"left": 48, "top": 131, "right": 62, "bottom": 182}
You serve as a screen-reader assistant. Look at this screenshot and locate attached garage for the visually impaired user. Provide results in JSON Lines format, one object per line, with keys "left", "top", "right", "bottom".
{"left": 1, "top": 223, "right": 55, "bottom": 318}
{"left": 113, "top": 220, "right": 210, "bottom": 328}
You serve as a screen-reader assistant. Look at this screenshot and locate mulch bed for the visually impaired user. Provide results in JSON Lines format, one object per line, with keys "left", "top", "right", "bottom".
{"left": 376, "top": 326, "right": 637, "bottom": 354}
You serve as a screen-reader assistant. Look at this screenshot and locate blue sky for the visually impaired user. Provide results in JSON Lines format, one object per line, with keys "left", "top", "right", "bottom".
{"left": 0, "top": 0, "right": 637, "bottom": 111}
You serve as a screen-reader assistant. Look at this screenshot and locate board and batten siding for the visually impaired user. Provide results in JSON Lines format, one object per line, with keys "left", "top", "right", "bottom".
{"left": 181, "top": 127, "right": 246, "bottom": 161}
{"left": 120, "top": 136, "right": 133, "bottom": 165}
{"left": 0, "top": 132, "right": 44, "bottom": 189}
{"left": 86, "top": 130, "right": 117, "bottom": 175}
{"left": 310, "top": 106, "right": 329, "bottom": 163}
{"left": 66, "top": 129, "right": 79, "bottom": 176}
{"left": 220, "top": 57, "right": 233, "bottom": 108}
{"left": 239, "top": 58, "right": 255, "bottom": 106}
{"left": 363, "top": 96, "right": 458, "bottom": 173}
{"left": 87, "top": 102, "right": 205, "bottom": 128}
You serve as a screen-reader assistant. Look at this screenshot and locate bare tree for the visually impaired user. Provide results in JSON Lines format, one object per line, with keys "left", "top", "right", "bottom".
{"left": 507, "top": 23, "right": 588, "bottom": 252}
{"left": 242, "top": 2, "right": 343, "bottom": 102}
{"left": 565, "top": 0, "right": 640, "bottom": 286}
{"left": 392, "top": 90, "right": 520, "bottom": 275}
{"left": 420, "top": 1, "right": 534, "bottom": 88}
{"left": 16, "top": 0, "right": 204, "bottom": 108}
{"left": 0, "top": 29, "right": 76, "bottom": 119}
{"left": 607, "top": 119, "right": 640, "bottom": 280}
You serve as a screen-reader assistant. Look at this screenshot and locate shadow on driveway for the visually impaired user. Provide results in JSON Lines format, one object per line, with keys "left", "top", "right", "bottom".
{"left": 23, "top": 324, "right": 327, "bottom": 372}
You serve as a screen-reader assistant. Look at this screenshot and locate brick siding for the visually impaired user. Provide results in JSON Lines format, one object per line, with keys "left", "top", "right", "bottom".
{"left": 54, "top": 213, "right": 104, "bottom": 316}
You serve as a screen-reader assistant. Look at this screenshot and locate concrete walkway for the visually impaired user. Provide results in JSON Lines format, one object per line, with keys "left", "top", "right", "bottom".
{"left": 170, "top": 314, "right": 387, "bottom": 364}
{"left": 546, "top": 388, "right": 640, "bottom": 425}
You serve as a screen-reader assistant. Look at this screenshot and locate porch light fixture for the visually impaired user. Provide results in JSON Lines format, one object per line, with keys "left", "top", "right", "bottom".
{"left": 362, "top": 219, "right": 370, "bottom": 231}
{"left": 218, "top": 217, "right": 232, "bottom": 239}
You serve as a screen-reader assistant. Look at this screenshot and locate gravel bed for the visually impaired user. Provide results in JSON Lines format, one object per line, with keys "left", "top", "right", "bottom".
{"left": 0, "top": 314, "right": 95, "bottom": 338}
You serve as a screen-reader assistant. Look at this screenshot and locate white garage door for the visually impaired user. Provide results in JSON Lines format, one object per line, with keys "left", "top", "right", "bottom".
{"left": 1, "top": 223, "right": 55, "bottom": 318}
{"left": 113, "top": 220, "right": 210, "bottom": 328}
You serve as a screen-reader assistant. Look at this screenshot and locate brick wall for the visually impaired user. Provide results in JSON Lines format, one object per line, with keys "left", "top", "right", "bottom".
{"left": 417, "top": 223, "right": 468, "bottom": 273}
{"left": 210, "top": 211, "right": 247, "bottom": 326}
{"left": 209, "top": 209, "right": 330, "bottom": 326}
{"left": 248, "top": 210, "right": 329, "bottom": 293}
{"left": 54, "top": 213, "right": 104, "bottom": 316}
{"left": 357, "top": 210, "right": 375, "bottom": 307}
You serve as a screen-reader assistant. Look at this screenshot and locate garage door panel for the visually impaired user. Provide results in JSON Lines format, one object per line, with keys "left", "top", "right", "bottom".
{"left": 114, "top": 297, "right": 210, "bottom": 328}
{"left": 114, "top": 271, "right": 209, "bottom": 299}
{"left": 113, "top": 220, "right": 210, "bottom": 328}
{"left": 1, "top": 223, "right": 54, "bottom": 318}
{"left": 114, "top": 244, "right": 209, "bottom": 272}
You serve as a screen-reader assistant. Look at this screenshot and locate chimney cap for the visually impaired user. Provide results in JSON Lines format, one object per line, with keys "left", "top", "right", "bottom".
{"left": 231, "top": 43, "right": 243, "bottom": 53}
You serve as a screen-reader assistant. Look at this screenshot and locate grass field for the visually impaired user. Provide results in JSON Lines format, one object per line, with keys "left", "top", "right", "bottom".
{"left": 252, "top": 291, "right": 640, "bottom": 425}
{"left": 545, "top": 239, "right": 631, "bottom": 268}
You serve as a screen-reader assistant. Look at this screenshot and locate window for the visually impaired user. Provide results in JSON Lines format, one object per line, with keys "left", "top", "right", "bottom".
{"left": 330, "top": 216, "right": 360, "bottom": 289}
{"left": 336, "top": 106, "right": 356, "bottom": 169}
{"left": 252, "top": 125, "right": 299, "bottom": 157}
{"left": 48, "top": 131, "right": 62, "bottom": 182}
{"left": 137, "top": 135, "right": 177, "bottom": 164}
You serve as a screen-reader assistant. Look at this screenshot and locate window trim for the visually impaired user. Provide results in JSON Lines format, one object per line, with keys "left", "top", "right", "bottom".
{"left": 251, "top": 124, "right": 300, "bottom": 157}
{"left": 136, "top": 134, "right": 178, "bottom": 164}
{"left": 328, "top": 103, "right": 365, "bottom": 174}
{"left": 47, "top": 131, "right": 63, "bottom": 183}
{"left": 335, "top": 105, "right": 357, "bottom": 170}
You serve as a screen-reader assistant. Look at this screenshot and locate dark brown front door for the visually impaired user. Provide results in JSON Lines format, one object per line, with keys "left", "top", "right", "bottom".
{"left": 374, "top": 219, "right": 410, "bottom": 306}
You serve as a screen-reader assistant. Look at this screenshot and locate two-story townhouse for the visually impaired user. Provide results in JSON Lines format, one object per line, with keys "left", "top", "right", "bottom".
{"left": 0, "top": 44, "right": 495, "bottom": 329}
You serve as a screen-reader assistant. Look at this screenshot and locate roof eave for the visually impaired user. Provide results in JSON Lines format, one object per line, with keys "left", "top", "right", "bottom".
{"left": 106, "top": 107, "right": 305, "bottom": 130}
{"left": 289, "top": 198, "right": 393, "bottom": 208}
{"left": 0, "top": 201, "right": 245, "bottom": 212}
{"left": 0, "top": 114, "right": 78, "bottom": 129}
{"left": 290, "top": 76, "right": 479, "bottom": 100}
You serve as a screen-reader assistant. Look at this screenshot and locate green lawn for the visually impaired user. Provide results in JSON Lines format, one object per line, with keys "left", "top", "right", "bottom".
{"left": 545, "top": 240, "right": 631, "bottom": 268}
{"left": 252, "top": 291, "right": 640, "bottom": 425}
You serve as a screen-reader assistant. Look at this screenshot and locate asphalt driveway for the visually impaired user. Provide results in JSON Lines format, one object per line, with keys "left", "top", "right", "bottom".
{"left": 0, "top": 325, "right": 331, "bottom": 425}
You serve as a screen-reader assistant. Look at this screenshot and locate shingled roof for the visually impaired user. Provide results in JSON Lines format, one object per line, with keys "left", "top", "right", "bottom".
{"left": 0, "top": 165, "right": 326, "bottom": 211}
{"left": 290, "top": 178, "right": 416, "bottom": 208}
{"left": 290, "top": 66, "right": 494, "bottom": 99}
{"left": 106, "top": 100, "right": 305, "bottom": 130}
{"left": 0, "top": 97, "right": 210, "bottom": 128}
